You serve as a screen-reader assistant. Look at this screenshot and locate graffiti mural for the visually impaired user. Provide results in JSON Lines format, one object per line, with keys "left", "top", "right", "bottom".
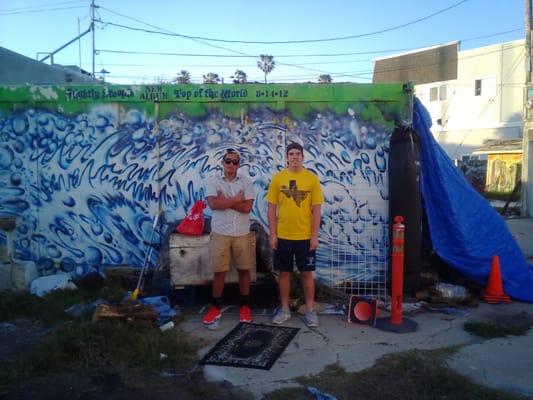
{"left": 0, "top": 84, "right": 411, "bottom": 287}
{"left": 486, "top": 153, "right": 521, "bottom": 193}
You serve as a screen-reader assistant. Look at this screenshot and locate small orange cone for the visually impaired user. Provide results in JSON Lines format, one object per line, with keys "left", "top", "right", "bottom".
{"left": 481, "top": 255, "right": 511, "bottom": 304}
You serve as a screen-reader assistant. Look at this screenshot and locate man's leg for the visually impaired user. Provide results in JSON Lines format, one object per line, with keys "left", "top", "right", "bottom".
{"left": 212, "top": 271, "right": 226, "bottom": 300}
{"left": 204, "top": 233, "right": 230, "bottom": 325}
{"left": 272, "top": 239, "right": 292, "bottom": 324}
{"left": 238, "top": 269, "right": 252, "bottom": 322}
{"left": 295, "top": 241, "right": 319, "bottom": 327}
{"left": 238, "top": 269, "right": 250, "bottom": 297}
{"left": 279, "top": 271, "right": 291, "bottom": 311}
{"left": 301, "top": 271, "right": 315, "bottom": 311}
{"left": 232, "top": 233, "right": 255, "bottom": 322}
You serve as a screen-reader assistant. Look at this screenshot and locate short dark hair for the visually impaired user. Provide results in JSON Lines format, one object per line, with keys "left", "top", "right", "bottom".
{"left": 286, "top": 142, "right": 303, "bottom": 155}
{"left": 224, "top": 148, "right": 240, "bottom": 161}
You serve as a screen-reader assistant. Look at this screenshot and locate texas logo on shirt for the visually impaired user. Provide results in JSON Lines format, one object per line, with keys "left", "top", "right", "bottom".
{"left": 280, "top": 180, "right": 310, "bottom": 207}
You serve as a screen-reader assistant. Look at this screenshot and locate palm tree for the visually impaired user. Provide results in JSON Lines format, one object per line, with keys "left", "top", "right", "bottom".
{"left": 318, "top": 74, "right": 333, "bottom": 84}
{"left": 231, "top": 69, "right": 247, "bottom": 84}
{"left": 257, "top": 54, "right": 275, "bottom": 83}
{"left": 174, "top": 70, "right": 191, "bottom": 84}
{"left": 203, "top": 72, "right": 220, "bottom": 84}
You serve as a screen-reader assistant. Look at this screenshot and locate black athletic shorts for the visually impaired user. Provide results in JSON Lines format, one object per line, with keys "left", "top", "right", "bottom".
{"left": 273, "top": 238, "right": 316, "bottom": 272}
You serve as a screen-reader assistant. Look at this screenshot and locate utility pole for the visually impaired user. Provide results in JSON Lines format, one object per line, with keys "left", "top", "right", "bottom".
{"left": 523, "top": 0, "right": 533, "bottom": 217}
{"left": 78, "top": 17, "right": 82, "bottom": 69}
{"left": 91, "top": 0, "right": 96, "bottom": 81}
{"left": 526, "top": 0, "right": 531, "bottom": 83}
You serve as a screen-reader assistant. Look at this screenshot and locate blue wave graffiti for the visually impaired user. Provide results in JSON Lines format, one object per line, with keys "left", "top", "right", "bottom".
{"left": 0, "top": 103, "right": 394, "bottom": 284}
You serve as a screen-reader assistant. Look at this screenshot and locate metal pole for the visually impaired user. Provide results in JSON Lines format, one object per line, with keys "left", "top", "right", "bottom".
{"left": 526, "top": 0, "right": 531, "bottom": 83}
{"left": 38, "top": 28, "right": 91, "bottom": 63}
{"left": 78, "top": 17, "right": 82, "bottom": 69}
{"left": 91, "top": 0, "right": 95, "bottom": 81}
{"left": 523, "top": 0, "right": 532, "bottom": 216}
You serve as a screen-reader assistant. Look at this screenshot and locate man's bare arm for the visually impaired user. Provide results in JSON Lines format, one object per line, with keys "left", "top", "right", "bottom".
{"left": 231, "top": 199, "right": 254, "bottom": 213}
{"left": 310, "top": 204, "right": 321, "bottom": 250}
{"left": 268, "top": 202, "right": 278, "bottom": 250}
{"left": 206, "top": 190, "right": 244, "bottom": 210}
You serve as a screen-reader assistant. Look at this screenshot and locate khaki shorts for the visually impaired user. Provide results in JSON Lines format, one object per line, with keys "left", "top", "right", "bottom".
{"left": 209, "top": 232, "right": 256, "bottom": 273}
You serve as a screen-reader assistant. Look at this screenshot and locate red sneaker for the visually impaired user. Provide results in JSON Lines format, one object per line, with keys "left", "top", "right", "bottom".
{"left": 240, "top": 305, "right": 252, "bottom": 323}
{"left": 202, "top": 306, "right": 221, "bottom": 325}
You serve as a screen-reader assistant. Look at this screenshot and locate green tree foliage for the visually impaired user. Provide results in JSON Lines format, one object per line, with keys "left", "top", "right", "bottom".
{"left": 318, "top": 74, "right": 333, "bottom": 83}
{"left": 232, "top": 69, "right": 248, "bottom": 84}
{"left": 174, "top": 70, "right": 191, "bottom": 84}
{"left": 202, "top": 72, "right": 220, "bottom": 84}
{"left": 257, "top": 54, "right": 275, "bottom": 83}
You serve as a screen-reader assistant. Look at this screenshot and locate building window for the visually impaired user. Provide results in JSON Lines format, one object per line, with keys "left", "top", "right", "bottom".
{"left": 474, "top": 79, "right": 482, "bottom": 96}
{"left": 439, "top": 85, "right": 447, "bottom": 101}
{"left": 430, "top": 85, "right": 447, "bottom": 101}
{"left": 430, "top": 87, "right": 438, "bottom": 101}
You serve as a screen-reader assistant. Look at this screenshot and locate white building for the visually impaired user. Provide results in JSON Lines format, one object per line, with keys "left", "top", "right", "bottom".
{"left": 374, "top": 39, "right": 533, "bottom": 217}
{"left": 415, "top": 39, "right": 525, "bottom": 160}
{"left": 374, "top": 39, "right": 525, "bottom": 160}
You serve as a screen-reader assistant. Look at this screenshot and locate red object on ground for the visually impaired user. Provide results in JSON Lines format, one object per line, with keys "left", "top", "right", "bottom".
{"left": 481, "top": 255, "right": 511, "bottom": 304}
{"left": 390, "top": 216, "right": 405, "bottom": 325}
{"left": 347, "top": 296, "right": 378, "bottom": 325}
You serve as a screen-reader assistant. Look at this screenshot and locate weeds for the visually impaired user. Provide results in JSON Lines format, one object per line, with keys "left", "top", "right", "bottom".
{"left": 0, "top": 283, "right": 127, "bottom": 323}
{"left": 464, "top": 321, "right": 530, "bottom": 338}
{"left": 264, "top": 349, "right": 527, "bottom": 400}
{"left": 0, "top": 282, "right": 199, "bottom": 394}
{"left": 1, "top": 320, "right": 198, "bottom": 388}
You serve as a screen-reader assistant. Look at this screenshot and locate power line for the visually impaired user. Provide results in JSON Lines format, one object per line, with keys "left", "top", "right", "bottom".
{"left": 92, "top": 3, "right": 523, "bottom": 84}
{"left": 96, "top": 42, "right": 522, "bottom": 72}
{"left": 95, "top": 6, "right": 429, "bottom": 80}
{"left": 72, "top": 59, "right": 373, "bottom": 68}
{"left": 0, "top": 1, "right": 85, "bottom": 13}
{"left": 0, "top": 5, "right": 86, "bottom": 16}
{"left": 96, "top": 49, "right": 254, "bottom": 58}
{"left": 95, "top": 3, "right": 521, "bottom": 82}
{"left": 95, "top": 30, "right": 522, "bottom": 60}
{"left": 461, "top": 28, "right": 522, "bottom": 43}
{"left": 95, "top": 48, "right": 420, "bottom": 58}
{"left": 101, "top": 0, "right": 468, "bottom": 45}
{"left": 95, "top": 42, "right": 525, "bottom": 83}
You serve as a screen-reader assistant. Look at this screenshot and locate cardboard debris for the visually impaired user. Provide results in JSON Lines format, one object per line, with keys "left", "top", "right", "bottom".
{"left": 92, "top": 303, "right": 158, "bottom": 325}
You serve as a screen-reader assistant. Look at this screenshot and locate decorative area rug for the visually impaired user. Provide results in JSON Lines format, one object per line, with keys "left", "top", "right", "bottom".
{"left": 200, "top": 322, "right": 299, "bottom": 370}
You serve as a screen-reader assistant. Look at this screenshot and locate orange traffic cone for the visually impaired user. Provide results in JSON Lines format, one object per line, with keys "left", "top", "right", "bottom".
{"left": 481, "top": 255, "right": 511, "bottom": 304}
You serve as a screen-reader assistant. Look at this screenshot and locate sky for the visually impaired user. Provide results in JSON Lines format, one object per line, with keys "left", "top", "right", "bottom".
{"left": 0, "top": 0, "right": 526, "bottom": 85}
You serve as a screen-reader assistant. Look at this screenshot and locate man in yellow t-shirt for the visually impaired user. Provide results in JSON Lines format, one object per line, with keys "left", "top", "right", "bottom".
{"left": 266, "top": 142, "right": 324, "bottom": 328}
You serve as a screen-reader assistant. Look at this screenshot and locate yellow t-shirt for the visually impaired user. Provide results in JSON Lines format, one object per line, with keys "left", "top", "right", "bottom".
{"left": 266, "top": 168, "right": 324, "bottom": 240}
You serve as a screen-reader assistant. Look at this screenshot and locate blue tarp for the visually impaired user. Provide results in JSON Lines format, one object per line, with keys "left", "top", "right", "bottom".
{"left": 413, "top": 98, "right": 533, "bottom": 302}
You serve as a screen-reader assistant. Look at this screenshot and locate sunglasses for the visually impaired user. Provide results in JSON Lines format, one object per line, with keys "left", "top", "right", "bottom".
{"left": 223, "top": 158, "right": 239, "bottom": 165}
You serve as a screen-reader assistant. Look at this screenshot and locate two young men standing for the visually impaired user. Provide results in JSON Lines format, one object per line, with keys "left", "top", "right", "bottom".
{"left": 202, "top": 143, "right": 324, "bottom": 328}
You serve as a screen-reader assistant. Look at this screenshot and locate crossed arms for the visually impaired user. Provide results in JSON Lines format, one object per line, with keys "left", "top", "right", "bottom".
{"left": 206, "top": 190, "right": 253, "bottom": 213}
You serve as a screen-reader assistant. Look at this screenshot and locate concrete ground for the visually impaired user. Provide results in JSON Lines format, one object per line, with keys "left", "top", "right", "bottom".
{"left": 180, "top": 218, "right": 533, "bottom": 399}
{"left": 506, "top": 217, "right": 533, "bottom": 261}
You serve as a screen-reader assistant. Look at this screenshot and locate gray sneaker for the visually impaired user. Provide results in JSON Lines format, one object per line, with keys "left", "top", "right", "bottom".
{"left": 272, "top": 308, "right": 291, "bottom": 324}
{"left": 305, "top": 310, "right": 319, "bottom": 327}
